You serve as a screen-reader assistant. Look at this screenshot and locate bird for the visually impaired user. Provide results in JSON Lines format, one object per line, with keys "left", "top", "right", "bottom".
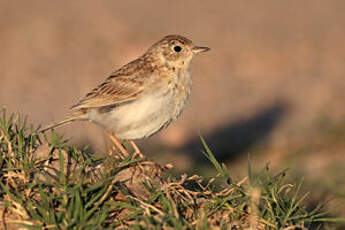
{"left": 41, "top": 34, "right": 210, "bottom": 156}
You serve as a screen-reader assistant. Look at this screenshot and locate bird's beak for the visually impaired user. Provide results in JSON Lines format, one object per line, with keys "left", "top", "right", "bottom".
{"left": 192, "top": 46, "right": 210, "bottom": 54}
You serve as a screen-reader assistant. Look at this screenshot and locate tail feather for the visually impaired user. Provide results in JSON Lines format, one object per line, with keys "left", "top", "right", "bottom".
{"left": 40, "top": 117, "right": 79, "bottom": 133}
{"left": 39, "top": 113, "right": 85, "bottom": 133}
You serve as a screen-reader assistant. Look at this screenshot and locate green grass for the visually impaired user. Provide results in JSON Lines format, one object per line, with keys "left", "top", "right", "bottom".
{"left": 0, "top": 108, "right": 344, "bottom": 229}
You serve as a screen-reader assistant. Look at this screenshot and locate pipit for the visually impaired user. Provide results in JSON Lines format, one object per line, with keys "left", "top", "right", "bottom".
{"left": 42, "top": 34, "right": 210, "bottom": 156}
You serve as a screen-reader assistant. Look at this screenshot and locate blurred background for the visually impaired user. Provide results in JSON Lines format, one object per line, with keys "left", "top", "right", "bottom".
{"left": 1, "top": 0, "right": 344, "bottom": 218}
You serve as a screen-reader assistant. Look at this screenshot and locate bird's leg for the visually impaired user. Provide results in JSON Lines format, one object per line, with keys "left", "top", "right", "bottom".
{"left": 129, "top": 140, "right": 145, "bottom": 158}
{"left": 107, "top": 132, "right": 130, "bottom": 157}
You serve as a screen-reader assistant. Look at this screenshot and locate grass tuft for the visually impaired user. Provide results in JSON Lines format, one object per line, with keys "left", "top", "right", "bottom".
{"left": 0, "top": 109, "right": 344, "bottom": 229}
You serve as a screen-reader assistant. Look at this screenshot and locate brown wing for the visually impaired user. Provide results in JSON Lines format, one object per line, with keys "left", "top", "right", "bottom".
{"left": 71, "top": 59, "right": 147, "bottom": 110}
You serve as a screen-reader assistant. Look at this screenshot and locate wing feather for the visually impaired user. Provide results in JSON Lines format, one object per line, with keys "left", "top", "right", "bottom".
{"left": 71, "top": 59, "right": 148, "bottom": 110}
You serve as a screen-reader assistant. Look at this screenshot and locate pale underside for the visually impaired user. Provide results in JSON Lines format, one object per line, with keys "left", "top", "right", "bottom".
{"left": 77, "top": 71, "right": 192, "bottom": 140}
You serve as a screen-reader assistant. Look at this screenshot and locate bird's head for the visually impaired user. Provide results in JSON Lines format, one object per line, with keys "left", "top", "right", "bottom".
{"left": 147, "top": 34, "right": 210, "bottom": 68}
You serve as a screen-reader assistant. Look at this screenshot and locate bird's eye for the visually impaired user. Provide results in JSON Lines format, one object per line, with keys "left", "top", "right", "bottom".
{"left": 173, "top": 46, "right": 182, "bottom": 53}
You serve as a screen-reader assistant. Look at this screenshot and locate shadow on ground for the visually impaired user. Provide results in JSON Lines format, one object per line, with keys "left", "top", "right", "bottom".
{"left": 181, "top": 101, "right": 289, "bottom": 166}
